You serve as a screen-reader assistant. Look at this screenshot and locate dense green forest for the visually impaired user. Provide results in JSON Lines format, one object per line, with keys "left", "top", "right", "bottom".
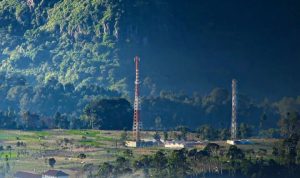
{"left": 0, "top": 0, "right": 123, "bottom": 89}
{"left": 0, "top": 0, "right": 299, "bottom": 132}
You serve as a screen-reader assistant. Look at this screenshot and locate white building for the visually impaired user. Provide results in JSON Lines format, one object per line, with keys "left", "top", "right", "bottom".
{"left": 164, "top": 141, "right": 205, "bottom": 148}
{"left": 125, "top": 141, "right": 138, "bottom": 147}
{"left": 42, "top": 170, "right": 69, "bottom": 178}
{"left": 164, "top": 141, "right": 186, "bottom": 148}
{"left": 226, "top": 140, "right": 237, "bottom": 145}
{"left": 125, "top": 139, "right": 160, "bottom": 148}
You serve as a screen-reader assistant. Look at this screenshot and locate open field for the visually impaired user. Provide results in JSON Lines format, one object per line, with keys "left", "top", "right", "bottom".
{"left": 0, "top": 130, "right": 280, "bottom": 177}
{"left": 0, "top": 130, "right": 171, "bottom": 177}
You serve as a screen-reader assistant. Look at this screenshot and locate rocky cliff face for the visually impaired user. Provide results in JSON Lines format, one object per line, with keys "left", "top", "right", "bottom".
{"left": 0, "top": 0, "right": 204, "bottom": 95}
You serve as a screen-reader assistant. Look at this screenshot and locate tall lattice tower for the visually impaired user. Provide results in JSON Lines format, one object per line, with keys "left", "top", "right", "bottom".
{"left": 231, "top": 79, "right": 238, "bottom": 140}
{"left": 133, "top": 56, "right": 141, "bottom": 141}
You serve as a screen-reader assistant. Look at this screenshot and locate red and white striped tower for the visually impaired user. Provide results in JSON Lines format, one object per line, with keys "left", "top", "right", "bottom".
{"left": 133, "top": 56, "right": 141, "bottom": 141}
{"left": 27, "top": 0, "right": 35, "bottom": 9}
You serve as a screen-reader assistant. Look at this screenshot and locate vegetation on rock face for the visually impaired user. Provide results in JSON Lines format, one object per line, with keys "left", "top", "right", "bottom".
{"left": 0, "top": 0, "right": 124, "bottom": 90}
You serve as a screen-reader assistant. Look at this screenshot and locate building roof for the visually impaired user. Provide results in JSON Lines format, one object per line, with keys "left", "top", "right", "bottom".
{"left": 15, "top": 171, "right": 42, "bottom": 178}
{"left": 164, "top": 141, "right": 185, "bottom": 145}
{"left": 43, "top": 170, "right": 69, "bottom": 177}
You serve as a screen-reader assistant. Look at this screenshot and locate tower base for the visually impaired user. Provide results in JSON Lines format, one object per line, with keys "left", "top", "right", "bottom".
{"left": 226, "top": 140, "right": 238, "bottom": 145}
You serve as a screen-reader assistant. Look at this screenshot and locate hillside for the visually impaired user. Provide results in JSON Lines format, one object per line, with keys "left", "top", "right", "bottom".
{"left": 0, "top": 0, "right": 299, "bottom": 131}
{"left": 2, "top": 0, "right": 299, "bottom": 98}
{"left": 0, "top": 0, "right": 125, "bottom": 90}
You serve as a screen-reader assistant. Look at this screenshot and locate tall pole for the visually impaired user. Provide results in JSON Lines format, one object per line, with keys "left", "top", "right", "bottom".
{"left": 133, "top": 56, "right": 141, "bottom": 141}
{"left": 231, "top": 79, "right": 238, "bottom": 140}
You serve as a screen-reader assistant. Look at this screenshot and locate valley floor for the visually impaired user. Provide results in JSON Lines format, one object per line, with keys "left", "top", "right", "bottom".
{"left": 0, "top": 130, "right": 278, "bottom": 178}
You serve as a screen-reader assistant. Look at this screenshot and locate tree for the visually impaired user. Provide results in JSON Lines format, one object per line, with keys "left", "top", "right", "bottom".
{"left": 278, "top": 112, "right": 300, "bottom": 137}
{"left": 152, "top": 150, "right": 167, "bottom": 169}
{"left": 246, "top": 149, "right": 255, "bottom": 160}
{"left": 168, "top": 149, "right": 189, "bottom": 176}
{"left": 204, "top": 143, "right": 220, "bottom": 157}
{"left": 175, "top": 125, "right": 189, "bottom": 141}
{"left": 196, "top": 125, "right": 216, "bottom": 140}
{"left": 259, "top": 128, "right": 280, "bottom": 138}
{"left": 226, "top": 145, "right": 245, "bottom": 160}
{"left": 115, "top": 156, "right": 131, "bottom": 175}
{"left": 120, "top": 129, "right": 128, "bottom": 146}
{"left": 123, "top": 149, "right": 133, "bottom": 158}
{"left": 218, "top": 128, "right": 230, "bottom": 140}
{"left": 282, "top": 134, "right": 299, "bottom": 165}
{"left": 272, "top": 146, "right": 279, "bottom": 157}
{"left": 257, "top": 148, "right": 267, "bottom": 158}
{"left": 238, "top": 123, "right": 252, "bottom": 139}
{"left": 154, "top": 116, "right": 163, "bottom": 130}
{"left": 163, "top": 131, "right": 168, "bottom": 141}
{"left": 259, "top": 113, "right": 267, "bottom": 130}
{"left": 187, "top": 148, "right": 198, "bottom": 161}
{"left": 78, "top": 153, "right": 87, "bottom": 159}
{"left": 98, "top": 162, "right": 114, "bottom": 178}
{"left": 82, "top": 98, "right": 133, "bottom": 130}
{"left": 0, "top": 109, "right": 17, "bottom": 129}
{"left": 133, "top": 155, "right": 151, "bottom": 176}
{"left": 5, "top": 155, "right": 10, "bottom": 173}
{"left": 153, "top": 132, "right": 161, "bottom": 141}
{"left": 48, "top": 158, "right": 56, "bottom": 168}
{"left": 54, "top": 112, "right": 70, "bottom": 129}
{"left": 6, "top": 146, "right": 12, "bottom": 158}
{"left": 21, "top": 111, "right": 41, "bottom": 130}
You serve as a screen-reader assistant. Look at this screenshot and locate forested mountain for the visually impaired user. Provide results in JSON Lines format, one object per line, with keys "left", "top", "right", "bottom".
{"left": 0, "top": 0, "right": 299, "bottom": 131}
{"left": 0, "top": 0, "right": 124, "bottom": 90}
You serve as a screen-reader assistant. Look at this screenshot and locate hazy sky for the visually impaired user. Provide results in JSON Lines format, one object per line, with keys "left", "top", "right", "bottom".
{"left": 128, "top": 0, "right": 300, "bottom": 99}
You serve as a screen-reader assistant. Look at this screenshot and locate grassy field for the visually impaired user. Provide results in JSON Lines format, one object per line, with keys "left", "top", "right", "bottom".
{"left": 0, "top": 130, "right": 279, "bottom": 177}
{"left": 0, "top": 129, "right": 171, "bottom": 177}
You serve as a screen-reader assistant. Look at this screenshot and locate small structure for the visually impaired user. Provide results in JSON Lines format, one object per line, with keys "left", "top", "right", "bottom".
{"left": 42, "top": 170, "right": 69, "bottom": 178}
{"left": 125, "top": 140, "right": 139, "bottom": 147}
{"left": 164, "top": 141, "right": 204, "bottom": 149}
{"left": 227, "top": 139, "right": 253, "bottom": 145}
{"left": 125, "top": 139, "right": 160, "bottom": 148}
{"left": 14, "top": 171, "right": 41, "bottom": 178}
{"left": 164, "top": 141, "right": 185, "bottom": 148}
{"left": 226, "top": 140, "right": 238, "bottom": 145}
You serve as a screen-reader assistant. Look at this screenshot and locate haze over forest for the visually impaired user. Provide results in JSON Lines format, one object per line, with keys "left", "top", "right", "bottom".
{"left": 0, "top": 0, "right": 299, "bottom": 131}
